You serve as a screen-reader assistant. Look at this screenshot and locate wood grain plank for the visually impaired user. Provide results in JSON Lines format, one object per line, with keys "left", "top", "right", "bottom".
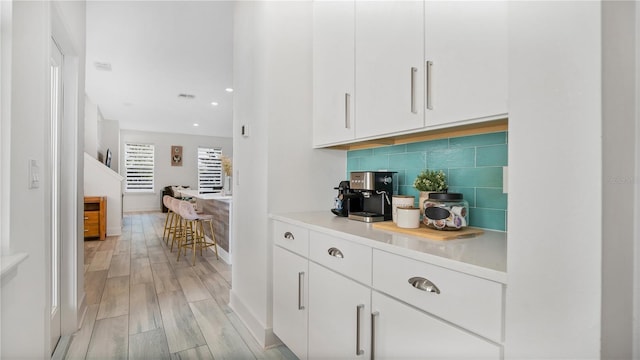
{"left": 97, "top": 276, "right": 130, "bottom": 320}
{"left": 98, "top": 238, "right": 117, "bottom": 251}
{"left": 157, "top": 290, "right": 207, "bottom": 353}
{"left": 107, "top": 253, "right": 130, "bottom": 278}
{"left": 175, "top": 267, "right": 212, "bottom": 303}
{"left": 151, "top": 261, "right": 182, "bottom": 295}
{"left": 129, "top": 282, "right": 163, "bottom": 335}
{"left": 148, "top": 246, "right": 168, "bottom": 264}
{"left": 170, "top": 345, "right": 214, "bottom": 360}
{"left": 89, "top": 250, "right": 114, "bottom": 272}
{"left": 114, "top": 240, "right": 131, "bottom": 256}
{"left": 189, "top": 299, "right": 255, "bottom": 360}
{"left": 131, "top": 241, "right": 149, "bottom": 259}
{"left": 85, "top": 270, "right": 108, "bottom": 305}
{"left": 192, "top": 262, "right": 230, "bottom": 307}
{"left": 66, "top": 304, "right": 99, "bottom": 360}
{"left": 86, "top": 314, "right": 129, "bottom": 360}
{"left": 129, "top": 328, "right": 171, "bottom": 360}
{"left": 204, "top": 257, "right": 231, "bottom": 284}
{"left": 131, "top": 257, "right": 154, "bottom": 285}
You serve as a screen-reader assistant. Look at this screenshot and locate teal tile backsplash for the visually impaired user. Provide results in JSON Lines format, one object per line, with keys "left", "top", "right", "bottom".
{"left": 346, "top": 131, "right": 508, "bottom": 231}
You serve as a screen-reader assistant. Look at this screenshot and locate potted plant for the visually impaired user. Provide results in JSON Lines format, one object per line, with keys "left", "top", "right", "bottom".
{"left": 413, "top": 169, "right": 447, "bottom": 212}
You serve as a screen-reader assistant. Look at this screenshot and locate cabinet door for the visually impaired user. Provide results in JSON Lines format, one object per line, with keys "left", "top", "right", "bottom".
{"left": 355, "top": 1, "right": 425, "bottom": 139}
{"left": 273, "top": 246, "right": 308, "bottom": 359}
{"left": 425, "top": 1, "right": 507, "bottom": 126}
{"left": 371, "top": 291, "right": 501, "bottom": 359}
{"left": 308, "top": 262, "right": 370, "bottom": 359}
{"left": 312, "top": 0, "right": 355, "bottom": 146}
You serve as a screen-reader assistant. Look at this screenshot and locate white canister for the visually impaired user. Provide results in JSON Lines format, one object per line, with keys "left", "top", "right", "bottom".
{"left": 396, "top": 207, "right": 421, "bottom": 229}
{"left": 392, "top": 195, "right": 415, "bottom": 223}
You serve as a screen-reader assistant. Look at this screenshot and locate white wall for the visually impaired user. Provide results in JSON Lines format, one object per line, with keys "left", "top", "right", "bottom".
{"left": 84, "top": 153, "right": 123, "bottom": 236}
{"left": 84, "top": 95, "right": 99, "bottom": 159}
{"left": 602, "top": 1, "right": 636, "bottom": 358}
{"left": 99, "top": 118, "right": 119, "bottom": 172}
{"left": 506, "top": 2, "right": 602, "bottom": 358}
{"left": 230, "top": 1, "right": 346, "bottom": 347}
{"left": 121, "top": 129, "right": 232, "bottom": 212}
{"left": 1, "top": 0, "right": 85, "bottom": 357}
{"left": 0, "top": 0, "right": 12, "bottom": 255}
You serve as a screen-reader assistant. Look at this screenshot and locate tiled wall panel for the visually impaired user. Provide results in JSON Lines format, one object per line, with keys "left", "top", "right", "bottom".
{"left": 346, "top": 131, "right": 508, "bottom": 231}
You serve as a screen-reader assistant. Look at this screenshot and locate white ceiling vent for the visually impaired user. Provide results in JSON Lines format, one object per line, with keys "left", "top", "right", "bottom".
{"left": 94, "top": 61, "right": 112, "bottom": 71}
{"left": 178, "top": 93, "right": 196, "bottom": 99}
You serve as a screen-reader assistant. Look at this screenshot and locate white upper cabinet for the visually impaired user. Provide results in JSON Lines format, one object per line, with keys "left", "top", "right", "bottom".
{"left": 312, "top": 1, "right": 508, "bottom": 146}
{"left": 354, "top": 0, "right": 425, "bottom": 139}
{"left": 424, "top": 1, "right": 508, "bottom": 126}
{"left": 312, "top": 0, "right": 356, "bottom": 146}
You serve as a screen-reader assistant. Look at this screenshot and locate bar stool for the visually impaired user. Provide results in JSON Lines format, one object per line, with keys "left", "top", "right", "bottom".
{"left": 169, "top": 197, "right": 185, "bottom": 252}
{"left": 162, "top": 195, "right": 175, "bottom": 243}
{"left": 176, "top": 200, "right": 219, "bottom": 265}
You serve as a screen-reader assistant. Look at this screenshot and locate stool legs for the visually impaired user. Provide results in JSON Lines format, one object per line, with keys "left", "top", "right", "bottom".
{"left": 175, "top": 218, "right": 219, "bottom": 265}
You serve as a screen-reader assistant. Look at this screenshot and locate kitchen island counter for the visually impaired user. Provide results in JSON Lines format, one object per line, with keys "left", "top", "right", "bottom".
{"left": 270, "top": 211, "right": 506, "bottom": 284}
{"left": 180, "top": 190, "right": 233, "bottom": 264}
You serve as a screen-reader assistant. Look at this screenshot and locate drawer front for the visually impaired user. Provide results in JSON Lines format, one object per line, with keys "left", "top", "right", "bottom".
{"left": 309, "top": 231, "right": 371, "bottom": 285}
{"left": 84, "top": 224, "right": 99, "bottom": 237}
{"left": 372, "top": 249, "right": 503, "bottom": 342}
{"left": 273, "top": 221, "right": 309, "bottom": 257}
{"left": 84, "top": 211, "right": 99, "bottom": 224}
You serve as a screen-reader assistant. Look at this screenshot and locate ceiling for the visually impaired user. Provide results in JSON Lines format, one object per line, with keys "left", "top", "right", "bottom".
{"left": 85, "top": 1, "right": 234, "bottom": 138}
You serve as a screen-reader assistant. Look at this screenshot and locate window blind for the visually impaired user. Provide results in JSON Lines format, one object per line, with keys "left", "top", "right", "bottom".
{"left": 124, "top": 143, "right": 155, "bottom": 192}
{"left": 198, "top": 147, "right": 223, "bottom": 192}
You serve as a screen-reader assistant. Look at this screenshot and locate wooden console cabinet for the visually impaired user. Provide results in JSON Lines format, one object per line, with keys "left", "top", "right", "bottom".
{"left": 84, "top": 196, "right": 106, "bottom": 240}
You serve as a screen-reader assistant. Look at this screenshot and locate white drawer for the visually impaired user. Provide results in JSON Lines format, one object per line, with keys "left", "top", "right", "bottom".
{"left": 372, "top": 249, "right": 503, "bottom": 342}
{"left": 273, "top": 221, "right": 309, "bottom": 257}
{"left": 309, "top": 232, "right": 372, "bottom": 285}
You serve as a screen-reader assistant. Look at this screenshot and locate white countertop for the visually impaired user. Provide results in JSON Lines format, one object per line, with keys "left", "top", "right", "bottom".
{"left": 180, "top": 189, "right": 232, "bottom": 202}
{"left": 270, "top": 211, "right": 507, "bottom": 284}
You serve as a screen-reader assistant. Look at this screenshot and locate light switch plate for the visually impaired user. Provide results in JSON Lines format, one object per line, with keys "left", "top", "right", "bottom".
{"left": 29, "top": 159, "right": 40, "bottom": 189}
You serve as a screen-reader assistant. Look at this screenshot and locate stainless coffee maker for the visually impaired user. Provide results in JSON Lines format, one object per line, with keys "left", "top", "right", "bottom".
{"left": 347, "top": 171, "right": 395, "bottom": 222}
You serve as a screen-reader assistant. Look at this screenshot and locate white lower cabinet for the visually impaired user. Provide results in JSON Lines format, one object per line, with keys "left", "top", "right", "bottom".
{"left": 273, "top": 246, "right": 308, "bottom": 359}
{"left": 308, "top": 262, "right": 371, "bottom": 359}
{"left": 272, "top": 224, "right": 504, "bottom": 359}
{"left": 371, "top": 291, "right": 501, "bottom": 359}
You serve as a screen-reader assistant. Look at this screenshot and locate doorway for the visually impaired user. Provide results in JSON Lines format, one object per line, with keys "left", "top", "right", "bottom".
{"left": 49, "top": 37, "right": 63, "bottom": 354}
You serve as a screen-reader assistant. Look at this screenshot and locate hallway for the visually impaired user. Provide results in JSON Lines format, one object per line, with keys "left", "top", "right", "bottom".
{"left": 66, "top": 212, "right": 295, "bottom": 359}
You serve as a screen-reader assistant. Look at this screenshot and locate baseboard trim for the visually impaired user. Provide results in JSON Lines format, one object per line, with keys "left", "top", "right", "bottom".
{"left": 229, "top": 291, "right": 281, "bottom": 349}
{"left": 51, "top": 335, "right": 72, "bottom": 360}
{"left": 106, "top": 227, "right": 122, "bottom": 236}
{"left": 77, "top": 293, "right": 87, "bottom": 329}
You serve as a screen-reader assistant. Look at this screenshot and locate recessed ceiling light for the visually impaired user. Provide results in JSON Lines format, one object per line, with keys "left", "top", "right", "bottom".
{"left": 193, "top": 123, "right": 199, "bottom": 127}
{"left": 94, "top": 61, "right": 112, "bottom": 71}
{"left": 210, "top": 102, "right": 219, "bottom": 106}
{"left": 225, "top": 88, "right": 234, "bottom": 93}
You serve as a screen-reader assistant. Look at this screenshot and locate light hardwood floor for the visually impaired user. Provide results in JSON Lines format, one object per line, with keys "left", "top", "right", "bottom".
{"left": 66, "top": 212, "right": 296, "bottom": 360}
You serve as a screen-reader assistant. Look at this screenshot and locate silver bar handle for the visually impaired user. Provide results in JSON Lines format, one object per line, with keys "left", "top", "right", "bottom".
{"left": 345, "top": 93, "right": 351, "bottom": 129}
{"left": 426, "top": 61, "right": 433, "bottom": 110}
{"left": 298, "top": 271, "right": 305, "bottom": 310}
{"left": 408, "top": 276, "right": 441, "bottom": 294}
{"left": 410, "top": 67, "right": 417, "bottom": 114}
{"left": 371, "top": 311, "right": 379, "bottom": 360}
{"left": 356, "top": 304, "right": 364, "bottom": 356}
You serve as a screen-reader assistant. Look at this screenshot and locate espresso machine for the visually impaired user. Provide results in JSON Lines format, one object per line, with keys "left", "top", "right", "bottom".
{"left": 347, "top": 171, "right": 395, "bottom": 222}
{"left": 331, "top": 180, "right": 363, "bottom": 217}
